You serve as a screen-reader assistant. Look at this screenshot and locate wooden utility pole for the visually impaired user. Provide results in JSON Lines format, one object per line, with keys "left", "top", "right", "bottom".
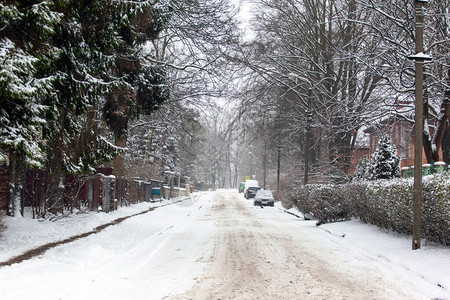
{"left": 409, "top": 0, "right": 431, "bottom": 250}
{"left": 304, "top": 88, "right": 312, "bottom": 185}
{"left": 277, "top": 142, "right": 281, "bottom": 192}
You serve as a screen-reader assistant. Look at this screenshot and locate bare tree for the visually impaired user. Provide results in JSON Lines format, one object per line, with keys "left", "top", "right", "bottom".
{"left": 235, "top": 0, "right": 390, "bottom": 183}
{"left": 118, "top": 0, "right": 242, "bottom": 183}
{"left": 355, "top": 0, "right": 450, "bottom": 163}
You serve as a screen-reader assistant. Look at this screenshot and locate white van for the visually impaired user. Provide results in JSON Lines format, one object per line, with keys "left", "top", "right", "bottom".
{"left": 244, "top": 180, "right": 259, "bottom": 192}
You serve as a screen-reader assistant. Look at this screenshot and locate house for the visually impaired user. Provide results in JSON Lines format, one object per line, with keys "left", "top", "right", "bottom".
{"left": 350, "top": 102, "right": 443, "bottom": 176}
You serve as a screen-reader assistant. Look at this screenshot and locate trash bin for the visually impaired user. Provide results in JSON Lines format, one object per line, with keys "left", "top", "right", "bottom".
{"left": 152, "top": 187, "right": 162, "bottom": 202}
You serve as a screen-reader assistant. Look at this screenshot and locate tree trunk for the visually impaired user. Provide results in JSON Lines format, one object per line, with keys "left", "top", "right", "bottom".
{"left": 442, "top": 126, "right": 450, "bottom": 164}
{"left": 7, "top": 151, "right": 25, "bottom": 217}
{"left": 422, "top": 80, "right": 435, "bottom": 163}
{"left": 45, "top": 156, "right": 65, "bottom": 215}
{"left": 112, "top": 138, "right": 127, "bottom": 178}
{"left": 423, "top": 76, "right": 450, "bottom": 163}
{"left": 433, "top": 77, "right": 450, "bottom": 161}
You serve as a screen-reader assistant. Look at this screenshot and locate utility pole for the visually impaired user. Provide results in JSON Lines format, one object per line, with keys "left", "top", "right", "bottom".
{"left": 249, "top": 151, "right": 253, "bottom": 178}
{"left": 304, "top": 88, "right": 312, "bottom": 185}
{"left": 287, "top": 72, "right": 313, "bottom": 185}
{"left": 263, "top": 108, "right": 267, "bottom": 189}
{"left": 408, "top": 0, "right": 432, "bottom": 250}
{"left": 276, "top": 105, "right": 281, "bottom": 193}
{"left": 277, "top": 141, "right": 281, "bottom": 192}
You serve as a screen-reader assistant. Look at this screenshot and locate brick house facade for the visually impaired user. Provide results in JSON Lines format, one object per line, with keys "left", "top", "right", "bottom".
{"left": 350, "top": 114, "right": 443, "bottom": 176}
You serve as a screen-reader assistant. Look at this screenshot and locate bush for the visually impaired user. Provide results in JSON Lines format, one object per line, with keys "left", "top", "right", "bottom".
{"left": 360, "top": 178, "right": 413, "bottom": 235}
{"left": 369, "top": 135, "right": 401, "bottom": 180}
{"left": 292, "top": 173, "right": 450, "bottom": 245}
{"left": 422, "top": 174, "right": 450, "bottom": 245}
{"left": 296, "top": 184, "right": 358, "bottom": 225}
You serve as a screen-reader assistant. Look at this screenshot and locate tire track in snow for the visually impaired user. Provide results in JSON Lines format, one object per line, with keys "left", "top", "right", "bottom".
{"left": 0, "top": 201, "right": 183, "bottom": 268}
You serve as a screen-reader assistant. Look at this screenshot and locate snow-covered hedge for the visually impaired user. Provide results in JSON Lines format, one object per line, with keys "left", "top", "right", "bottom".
{"left": 295, "top": 184, "right": 355, "bottom": 225}
{"left": 422, "top": 175, "right": 450, "bottom": 245}
{"left": 359, "top": 178, "right": 413, "bottom": 235}
{"left": 292, "top": 173, "right": 450, "bottom": 245}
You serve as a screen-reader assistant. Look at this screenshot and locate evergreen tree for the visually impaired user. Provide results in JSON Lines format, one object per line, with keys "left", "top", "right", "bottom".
{"left": 0, "top": 2, "right": 59, "bottom": 216}
{"left": 1, "top": 1, "right": 171, "bottom": 215}
{"left": 352, "top": 157, "right": 370, "bottom": 181}
{"left": 40, "top": 1, "right": 170, "bottom": 212}
{"left": 369, "top": 136, "right": 401, "bottom": 180}
{"left": 101, "top": 2, "right": 171, "bottom": 178}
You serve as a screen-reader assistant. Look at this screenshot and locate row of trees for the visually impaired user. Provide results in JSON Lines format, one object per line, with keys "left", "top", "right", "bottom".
{"left": 225, "top": 0, "right": 450, "bottom": 192}
{"left": 2, "top": 0, "right": 448, "bottom": 213}
{"left": 0, "top": 0, "right": 241, "bottom": 216}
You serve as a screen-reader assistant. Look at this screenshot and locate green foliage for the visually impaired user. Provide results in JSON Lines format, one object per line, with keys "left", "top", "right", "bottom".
{"left": 135, "top": 66, "right": 170, "bottom": 116}
{"left": 0, "top": 2, "right": 57, "bottom": 168}
{"left": 0, "top": 0, "right": 172, "bottom": 218}
{"left": 101, "top": 2, "right": 172, "bottom": 140}
{"left": 352, "top": 157, "right": 371, "bottom": 181}
{"left": 369, "top": 135, "right": 401, "bottom": 180}
{"left": 296, "top": 184, "right": 360, "bottom": 225}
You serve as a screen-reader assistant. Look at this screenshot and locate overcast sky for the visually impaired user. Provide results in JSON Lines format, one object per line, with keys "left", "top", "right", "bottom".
{"left": 229, "top": 0, "right": 256, "bottom": 41}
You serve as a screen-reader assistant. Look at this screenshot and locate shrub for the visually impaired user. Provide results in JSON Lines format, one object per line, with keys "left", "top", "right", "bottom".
{"left": 352, "top": 157, "right": 371, "bottom": 181}
{"left": 360, "top": 178, "right": 413, "bottom": 235}
{"left": 422, "top": 174, "right": 450, "bottom": 245}
{"left": 369, "top": 135, "right": 401, "bottom": 180}
{"left": 296, "top": 184, "right": 358, "bottom": 225}
{"left": 292, "top": 173, "right": 450, "bottom": 245}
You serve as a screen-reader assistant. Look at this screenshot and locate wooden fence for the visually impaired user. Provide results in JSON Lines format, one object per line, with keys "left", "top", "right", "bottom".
{"left": 0, "top": 166, "right": 191, "bottom": 215}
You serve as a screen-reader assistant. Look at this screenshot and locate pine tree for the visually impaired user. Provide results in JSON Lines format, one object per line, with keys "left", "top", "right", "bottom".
{"left": 40, "top": 1, "right": 170, "bottom": 212}
{"left": 102, "top": 3, "right": 171, "bottom": 178}
{"left": 352, "top": 157, "right": 370, "bottom": 181}
{"left": 0, "top": 2, "right": 59, "bottom": 216}
{"left": 369, "top": 135, "right": 401, "bottom": 180}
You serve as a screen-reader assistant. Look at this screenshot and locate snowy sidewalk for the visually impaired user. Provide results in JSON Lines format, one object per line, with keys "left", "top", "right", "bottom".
{"left": 0, "top": 196, "right": 192, "bottom": 265}
{"left": 282, "top": 205, "right": 450, "bottom": 300}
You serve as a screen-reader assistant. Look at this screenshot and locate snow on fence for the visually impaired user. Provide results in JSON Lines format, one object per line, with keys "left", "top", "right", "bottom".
{"left": 401, "top": 161, "right": 447, "bottom": 178}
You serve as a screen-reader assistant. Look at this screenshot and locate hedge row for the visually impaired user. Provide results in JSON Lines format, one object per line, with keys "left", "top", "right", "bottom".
{"left": 289, "top": 173, "right": 450, "bottom": 245}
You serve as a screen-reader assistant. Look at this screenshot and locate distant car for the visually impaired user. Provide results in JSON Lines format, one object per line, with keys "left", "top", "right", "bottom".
{"left": 253, "top": 190, "right": 274, "bottom": 206}
{"left": 243, "top": 179, "right": 259, "bottom": 195}
{"left": 245, "top": 186, "right": 260, "bottom": 199}
{"left": 244, "top": 179, "right": 259, "bottom": 190}
{"left": 238, "top": 182, "right": 245, "bottom": 193}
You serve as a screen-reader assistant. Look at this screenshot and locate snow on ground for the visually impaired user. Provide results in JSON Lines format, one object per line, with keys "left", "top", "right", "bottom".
{"left": 282, "top": 204, "right": 450, "bottom": 299}
{"left": 0, "top": 192, "right": 215, "bottom": 300}
{"left": 0, "top": 194, "right": 201, "bottom": 263}
{"left": 0, "top": 190, "right": 449, "bottom": 299}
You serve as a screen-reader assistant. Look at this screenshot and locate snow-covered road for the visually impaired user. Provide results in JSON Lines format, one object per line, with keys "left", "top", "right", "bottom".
{"left": 172, "top": 192, "right": 421, "bottom": 300}
{"left": 0, "top": 190, "right": 448, "bottom": 299}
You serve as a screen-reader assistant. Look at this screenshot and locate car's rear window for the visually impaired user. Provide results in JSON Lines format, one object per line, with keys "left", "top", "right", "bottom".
{"left": 257, "top": 190, "right": 272, "bottom": 197}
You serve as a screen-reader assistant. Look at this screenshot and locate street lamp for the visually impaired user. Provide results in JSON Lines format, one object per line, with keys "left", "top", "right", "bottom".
{"left": 408, "top": 0, "right": 432, "bottom": 250}
{"left": 288, "top": 73, "right": 313, "bottom": 185}
{"left": 248, "top": 151, "right": 253, "bottom": 179}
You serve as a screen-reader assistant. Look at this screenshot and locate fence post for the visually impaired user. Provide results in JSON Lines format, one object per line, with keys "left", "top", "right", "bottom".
{"left": 101, "top": 175, "right": 115, "bottom": 213}
{"left": 184, "top": 176, "right": 190, "bottom": 194}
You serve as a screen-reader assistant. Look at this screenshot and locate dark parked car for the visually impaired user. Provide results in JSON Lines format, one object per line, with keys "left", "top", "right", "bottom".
{"left": 238, "top": 182, "right": 245, "bottom": 193}
{"left": 244, "top": 186, "right": 260, "bottom": 199}
{"left": 253, "top": 190, "right": 274, "bottom": 206}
